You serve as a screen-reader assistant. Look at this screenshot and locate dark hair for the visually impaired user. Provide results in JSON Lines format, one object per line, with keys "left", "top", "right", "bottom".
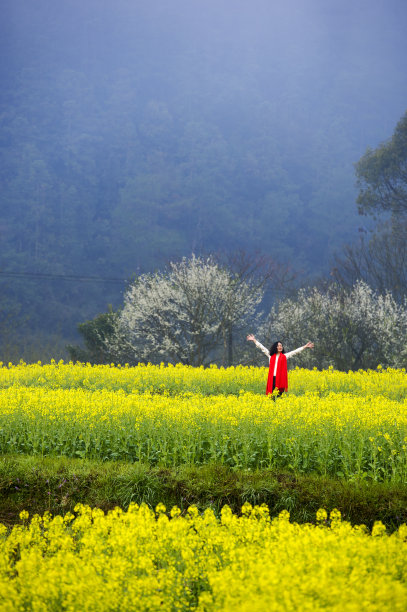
{"left": 269, "top": 341, "right": 285, "bottom": 356}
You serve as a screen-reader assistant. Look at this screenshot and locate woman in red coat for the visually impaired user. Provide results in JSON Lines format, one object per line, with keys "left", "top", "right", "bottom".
{"left": 247, "top": 335, "right": 314, "bottom": 396}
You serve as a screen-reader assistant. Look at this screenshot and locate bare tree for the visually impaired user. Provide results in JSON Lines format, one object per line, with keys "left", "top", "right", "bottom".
{"left": 332, "top": 219, "right": 407, "bottom": 302}
{"left": 212, "top": 249, "right": 297, "bottom": 364}
{"left": 220, "top": 249, "right": 297, "bottom": 293}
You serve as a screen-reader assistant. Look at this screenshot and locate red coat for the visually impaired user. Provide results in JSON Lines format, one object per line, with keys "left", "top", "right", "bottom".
{"left": 266, "top": 353, "right": 288, "bottom": 395}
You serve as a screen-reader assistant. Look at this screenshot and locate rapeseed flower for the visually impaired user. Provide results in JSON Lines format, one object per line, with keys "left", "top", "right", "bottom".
{"left": 0, "top": 504, "right": 405, "bottom": 610}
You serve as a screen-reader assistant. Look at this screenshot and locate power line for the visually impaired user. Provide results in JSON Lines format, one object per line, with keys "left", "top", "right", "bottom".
{"left": 0, "top": 270, "right": 294, "bottom": 295}
{"left": 0, "top": 271, "right": 130, "bottom": 284}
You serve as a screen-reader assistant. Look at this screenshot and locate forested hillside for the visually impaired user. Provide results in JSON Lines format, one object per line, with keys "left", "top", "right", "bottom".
{"left": 1, "top": 0, "right": 407, "bottom": 359}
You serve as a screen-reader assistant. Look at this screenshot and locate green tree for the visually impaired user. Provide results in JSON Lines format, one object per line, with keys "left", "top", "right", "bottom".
{"left": 355, "top": 110, "right": 407, "bottom": 217}
{"left": 333, "top": 111, "right": 407, "bottom": 300}
{"left": 66, "top": 309, "right": 133, "bottom": 365}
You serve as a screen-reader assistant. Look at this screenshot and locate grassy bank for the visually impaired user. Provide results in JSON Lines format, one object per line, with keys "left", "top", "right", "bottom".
{"left": 1, "top": 454, "right": 406, "bottom": 531}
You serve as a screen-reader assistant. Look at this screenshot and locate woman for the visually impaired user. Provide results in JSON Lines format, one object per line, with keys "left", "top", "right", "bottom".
{"left": 247, "top": 335, "right": 314, "bottom": 396}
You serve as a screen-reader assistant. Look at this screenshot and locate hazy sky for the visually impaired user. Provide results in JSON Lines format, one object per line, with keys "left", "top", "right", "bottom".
{"left": 1, "top": 0, "right": 407, "bottom": 296}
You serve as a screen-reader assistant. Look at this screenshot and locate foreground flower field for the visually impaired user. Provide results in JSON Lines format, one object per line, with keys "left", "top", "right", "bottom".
{"left": 1, "top": 362, "right": 406, "bottom": 609}
{"left": 1, "top": 503, "right": 406, "bottom": 611}
{"left": 0, "top": 363, "right": 406, "bottom": 480}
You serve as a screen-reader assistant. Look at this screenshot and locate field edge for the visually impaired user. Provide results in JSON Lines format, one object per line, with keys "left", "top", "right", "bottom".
{"left": 1, "top": 454, "right": 407, "bottom": 531}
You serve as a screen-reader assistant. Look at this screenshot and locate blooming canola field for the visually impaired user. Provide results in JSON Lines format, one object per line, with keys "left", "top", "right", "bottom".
{"left": 1, "top": 361, "right": 407, "bottom": 610}
{"left": 1, "top": 503, "right": 407, "bottom": 611}
{"left": 0, "top": 362, "right": 406, "bottom": 481}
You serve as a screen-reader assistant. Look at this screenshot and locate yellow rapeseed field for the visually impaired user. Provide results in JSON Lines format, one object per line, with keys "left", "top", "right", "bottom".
{"left": 0, "top": 362, "right": 406, "bottom": 479}
{"left": 0, "top": 362, "right": 407, "bottom": 609}
{"left": 0, "top": 360, "right": 406, "bottom": 399}
{"left": 0, "top": 504, "right": 406, "bottom": 611}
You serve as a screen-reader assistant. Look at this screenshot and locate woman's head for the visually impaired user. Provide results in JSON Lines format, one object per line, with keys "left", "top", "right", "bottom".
{"left": 269, "top": 341, "right": 284, "bottom": 356}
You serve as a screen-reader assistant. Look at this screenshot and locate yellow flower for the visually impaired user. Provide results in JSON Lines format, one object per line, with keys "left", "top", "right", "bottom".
{"left": 316, "top": 509, "right": 328, "bottom": 523}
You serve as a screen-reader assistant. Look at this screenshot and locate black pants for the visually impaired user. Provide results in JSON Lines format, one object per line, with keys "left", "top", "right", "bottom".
{"left": 272, "top": 376, "right": 285, "bottom": 399}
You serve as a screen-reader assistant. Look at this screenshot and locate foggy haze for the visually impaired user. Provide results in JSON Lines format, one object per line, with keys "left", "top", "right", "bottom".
{"left": 1, "top": 0, "right": 407, "bottom": 357}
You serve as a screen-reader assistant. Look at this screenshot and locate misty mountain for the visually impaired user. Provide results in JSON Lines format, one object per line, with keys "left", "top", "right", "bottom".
{"left": 1, "top": 0, "right": 407, "bottom": 358}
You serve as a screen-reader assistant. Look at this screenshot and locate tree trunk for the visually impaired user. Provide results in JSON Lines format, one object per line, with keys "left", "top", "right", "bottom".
{"left": 227, "top": 323, "right": 233, "bottom": 367}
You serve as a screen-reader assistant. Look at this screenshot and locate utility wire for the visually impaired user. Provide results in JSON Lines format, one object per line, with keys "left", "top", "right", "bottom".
{"left": 0, "top": 270, "right": 293, "bottom": 295}
{"left": 0, "top": 271, "right": 130, "bottom": 284}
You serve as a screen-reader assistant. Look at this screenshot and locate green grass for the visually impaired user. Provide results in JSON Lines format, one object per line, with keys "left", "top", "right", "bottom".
{"left": 1, "top": 454, "right": 406, "bottom": 531}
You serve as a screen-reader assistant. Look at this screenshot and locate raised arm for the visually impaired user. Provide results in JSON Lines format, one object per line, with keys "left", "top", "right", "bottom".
{"left": 246, "top": 334, "right": 270, "bottom": 359}
{"left": 285, "top": 341, "right": 314, "bottom": 359}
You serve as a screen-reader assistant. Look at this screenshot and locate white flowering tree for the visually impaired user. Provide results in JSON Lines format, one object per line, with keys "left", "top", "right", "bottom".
{"left": 110, "top": 255, "right": 263, "bottom": 366}
{"left": 258, "top": 281, "right": 407, "bottom": 370}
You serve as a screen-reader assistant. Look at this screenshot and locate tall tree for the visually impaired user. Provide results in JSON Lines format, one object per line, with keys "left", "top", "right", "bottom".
{"left": 355, "top": 110, "right": 407, "bottom": 217}
{"left": 214, "top": 250, "right": 296, "bottom": 365}
{"left": 333, "top": 111, "right": 407, "bottom": 300}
